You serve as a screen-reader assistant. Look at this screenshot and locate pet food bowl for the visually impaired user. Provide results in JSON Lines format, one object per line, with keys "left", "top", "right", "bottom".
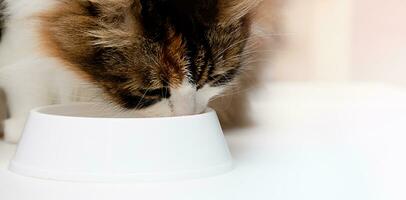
{"left": 8, "top": 103, "right": 233, "bottom": 182}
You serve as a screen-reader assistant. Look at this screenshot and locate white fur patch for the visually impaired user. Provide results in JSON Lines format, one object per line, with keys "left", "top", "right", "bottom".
{"left": 169, "top": 81, "right": 224, "bottom": 116}
{"left": 169, "top": 80, "right": 197, "bottom": 116}
{"left": 196, "top": 85, "right": 224, "bottom": 113}
{"left": 0, "top": 0, "right": 101, "bottom": 142}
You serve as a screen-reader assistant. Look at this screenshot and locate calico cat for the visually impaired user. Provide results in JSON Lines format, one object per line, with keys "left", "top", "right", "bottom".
{"left": 0, "top": 0, "right": 262, "bottom": 143}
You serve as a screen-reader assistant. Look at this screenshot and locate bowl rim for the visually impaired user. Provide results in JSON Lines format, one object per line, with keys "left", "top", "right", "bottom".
{"left": 30, "top": 103, "right": 216, "bottom": 120}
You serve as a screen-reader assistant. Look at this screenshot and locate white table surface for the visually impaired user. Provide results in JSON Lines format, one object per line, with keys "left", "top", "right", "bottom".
{"left": 1, "top": 82, "right": 406, "bottom": 200}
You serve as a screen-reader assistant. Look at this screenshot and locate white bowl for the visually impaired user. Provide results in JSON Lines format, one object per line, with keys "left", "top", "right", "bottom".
{"left": 8, "top": 103, "right": 233, "bottom": 182}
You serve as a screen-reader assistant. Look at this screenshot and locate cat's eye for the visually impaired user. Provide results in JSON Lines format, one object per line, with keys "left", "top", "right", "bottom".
{"left": 209, "top": 68, "right": 239, "bottom": 87}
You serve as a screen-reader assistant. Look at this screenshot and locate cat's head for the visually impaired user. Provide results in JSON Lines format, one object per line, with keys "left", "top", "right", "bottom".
{"left": 40, "top": 0, "right": 260, "bottom": 116}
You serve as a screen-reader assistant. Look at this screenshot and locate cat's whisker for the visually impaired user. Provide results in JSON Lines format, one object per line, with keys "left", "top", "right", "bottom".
{"left": 214, "top": 37, "right": 253, "bottom": 57}
{"left": 217, "top": 53, "right": 274, "bottom": 65}
{"left": 134, "top": 87, "right": 150, "bottom": 111}
{"left": 209, "top": 83, "right": 261, "bottom": 101}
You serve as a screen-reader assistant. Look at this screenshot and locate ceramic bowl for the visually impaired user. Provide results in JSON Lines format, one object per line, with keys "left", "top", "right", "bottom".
{"left": 9, "top": 103, "right": 233, "bottom": 182}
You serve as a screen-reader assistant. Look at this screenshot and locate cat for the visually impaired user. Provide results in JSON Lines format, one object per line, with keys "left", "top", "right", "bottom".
{"left": 0, "top": 0, "right": 263, "bottom": 143}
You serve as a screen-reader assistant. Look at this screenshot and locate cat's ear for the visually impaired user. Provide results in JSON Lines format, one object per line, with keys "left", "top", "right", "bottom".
{"left": 218, "top": 0, "right": 262, "bottom": 25}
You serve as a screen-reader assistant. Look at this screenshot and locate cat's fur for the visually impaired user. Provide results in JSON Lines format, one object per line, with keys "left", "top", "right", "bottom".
{"left": 0, "top": 0, "right": 5, "bottom": 41}
{"left": 0, "top": 0, "right": 262, "bottom": 143}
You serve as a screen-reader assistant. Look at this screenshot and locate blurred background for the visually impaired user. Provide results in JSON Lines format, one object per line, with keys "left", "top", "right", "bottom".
{"left": 256, "top": 0, "right": 406, "bottom": 85}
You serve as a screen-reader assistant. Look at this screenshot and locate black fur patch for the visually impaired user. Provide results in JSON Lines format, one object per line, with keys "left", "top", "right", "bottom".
{"left": 140, "top": 0, "right": 218, "bottom": 84}
{"left": 140, "top": 0, "right": 218, "bottom": 40}
{"left": 139, "top": 88, "right": 171, "bottom": 99}
{"left": 0, "top": 0, "right": 5, "bottom": 41}
{"left": 85, "top": 1, "right": 101, "bottom": 17}
{"left": 118, "top": 92, "right": 160, "bottom": 109}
